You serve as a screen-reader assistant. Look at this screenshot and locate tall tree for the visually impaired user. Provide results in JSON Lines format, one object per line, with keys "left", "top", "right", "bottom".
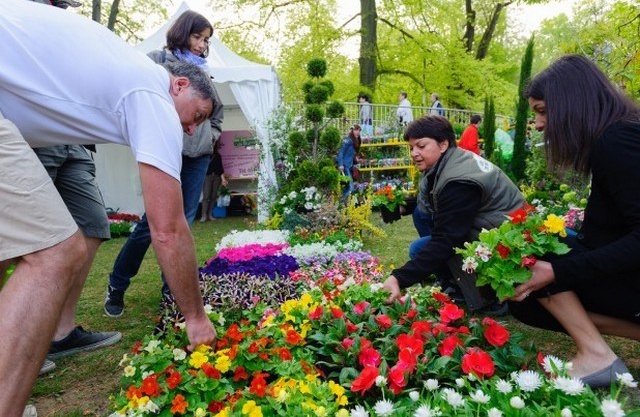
{"left": 359, "top": 0, "right": 377, "bottom": 92}
{"left": 512, "top": 35, "right": 534, "bottom": 181}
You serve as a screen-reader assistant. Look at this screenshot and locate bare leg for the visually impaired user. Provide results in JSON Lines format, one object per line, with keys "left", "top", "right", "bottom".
{"left": 538, "top": 291, "right": 618, "bottom": 378}
{"left": 589, "top": 312, "right": 640, "bottom": 341}
{"left": 53, "top": 236, "right": 102, "bottom": 340}
{"left": 0, "top": 231, "right": 86, "bottom": 416}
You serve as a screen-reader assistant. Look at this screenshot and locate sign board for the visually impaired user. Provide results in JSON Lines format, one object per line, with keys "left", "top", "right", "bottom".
{"left": 218, "top": 130, "right": 259, "bottom": 178}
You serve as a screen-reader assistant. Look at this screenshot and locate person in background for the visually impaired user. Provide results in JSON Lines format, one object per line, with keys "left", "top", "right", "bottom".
{"left": 26, "top": 0, "right": 120, "bottom": 379}
{"left": 336, "top": 125, "right": 362, "bottom": 204}
{"left": 458, "top": 114, "right": 482, "bottom": 154}
{"left": 508, "top": 54, "right": 640, "bottom": 388}
{"left": 358, "top": 93, "right": 373, "bottom": 138}
{"left": 200, "top": 139, "right": 228, "bottom": 222}
{"left": 0, "top": 2, "right": 217, "bottom": 414}
{"left": 104, "top": 10, "right": 223, "bottom": 318}
{"left": 429, "top": 93, "right": 445, "bottom": 116}
{"left": 396, "top": 92, "right": 413, "bottom": 126}
{"left": 383, "top": 115, "right": 523, "bottom": 315}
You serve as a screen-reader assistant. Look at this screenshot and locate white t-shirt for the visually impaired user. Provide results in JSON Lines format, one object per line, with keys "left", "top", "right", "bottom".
{"left": 396, "top": 98, "right": 413, "bottom": 124}
{"left": 0, "top": 0, "right": 183, "bottom": 180}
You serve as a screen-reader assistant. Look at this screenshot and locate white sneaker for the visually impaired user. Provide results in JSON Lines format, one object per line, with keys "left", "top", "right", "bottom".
{"left": 39, "top": 359, "right": 56, "bottom": 375}
{"left": 22, "top": 405, "right": 37, "bottom": 417}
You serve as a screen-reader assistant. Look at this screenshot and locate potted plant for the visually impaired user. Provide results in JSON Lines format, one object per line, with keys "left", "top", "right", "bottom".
{"left": 371, "top": 184, "right": 406, "bottom": 223}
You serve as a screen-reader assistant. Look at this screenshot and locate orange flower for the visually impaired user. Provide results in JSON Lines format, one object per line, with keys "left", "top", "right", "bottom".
{"left": 285, "top": 328, "right": 303, "bottom": 345}
{"left": 249, "top": 372, "right": 269, "bottom": 397}
{"left": 225, "top": 323, "right": 244, "bottom": 343}
{"left": 140, "top": 375, "right": 162, "bottom": 397}
{"left": 170, "top": 394, "right": 188, "bottom": 414}
{"left": 166, "top": 370, "right": 182, "bottom": 390}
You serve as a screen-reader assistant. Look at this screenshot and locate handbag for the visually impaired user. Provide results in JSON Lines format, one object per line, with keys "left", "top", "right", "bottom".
{"left": 351, "top": 165, "right": 361, "bottom": 181}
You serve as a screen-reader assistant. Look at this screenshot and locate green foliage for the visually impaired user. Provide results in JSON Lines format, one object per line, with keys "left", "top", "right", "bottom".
{"left": 306, "top": 84, "right": 330, "bottom": 104}
{"left": 512, "top": 36, "right": 535, "bottom": 181}
{"left": 482, "top": 96, "right": 496, "bottom": 158}
{"left": 301, "top": 80, "right": 315, "bottom": 95}
{"left": 326, "top": 101, "right": 345, "bottom": 118}
{"left": 306, "top": 58, "right": 328, "bottom": 78}
{"left": 305, "top": 104, "right": 325, "bottom": 123}
{"left": 319, "top": 126, "right": 341, "bottom": 154}
{"left": 318, "top": 79, "right": 335, "bottom": 96}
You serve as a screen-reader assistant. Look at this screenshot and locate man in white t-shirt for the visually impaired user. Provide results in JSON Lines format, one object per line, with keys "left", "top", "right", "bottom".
{"left": 0, "top": 1, "right": 217, "bottom": 413}
{"left": 396, "top": 91, "right": 413, "bottom": 126}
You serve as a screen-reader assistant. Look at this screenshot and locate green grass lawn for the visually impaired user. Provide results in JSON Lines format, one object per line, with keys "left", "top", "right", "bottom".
{"left": 29, "top": 214, "right": 640, "bottom": 416}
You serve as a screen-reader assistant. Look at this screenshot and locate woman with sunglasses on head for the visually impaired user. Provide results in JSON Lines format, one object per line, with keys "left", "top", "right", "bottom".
{"left": 509, "top": 54, "right": 640, "bottom": 387}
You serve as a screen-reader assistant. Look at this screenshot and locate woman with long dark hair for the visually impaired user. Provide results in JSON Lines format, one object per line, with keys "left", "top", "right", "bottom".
{"left": 509, "top": 54, "right": 640, "bottom": 387}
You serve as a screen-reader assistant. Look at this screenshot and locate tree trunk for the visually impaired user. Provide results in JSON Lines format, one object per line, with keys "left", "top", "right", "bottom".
{"left": 463, "top": 0, "right": 475, "bottom": 53}
{"left": 359, "top": 0, "right": 377, "bottom": 92}
{"left": 475, "top": 1, "right": 511, "bottom": 60}
{"left": 91, "top": 0, "right": 101, "bottom": 23}
{"left": 107, "top": 0, "right": 120, "bottom": 31}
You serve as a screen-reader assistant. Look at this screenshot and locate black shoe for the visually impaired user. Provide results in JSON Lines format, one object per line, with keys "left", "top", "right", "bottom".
{"left": 47, "top": 326, "right": 122, "bottom": 359}
{"left": 475, "top": 301, "right": 509, "bottom": 317}
{"left": 104, "top": 285, "right": 125, "bottom": 318}
{"left": 442, "top": 286, "right": 466, "bottom": 304}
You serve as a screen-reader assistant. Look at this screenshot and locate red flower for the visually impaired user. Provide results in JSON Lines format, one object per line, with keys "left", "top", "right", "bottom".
{"left": 331, "top": 306, "right": 344, "bottom": 319}
{"left": 438, "top": 303, "right": 465, "bottom": 324}
{"left": 309, "top": 305, "right": 324, "bottom": 320}
{"left": 353, "top": 301, "right": 370, "bottom": 315}
{"left": 346, "top": 320, "right": 359, "bottom": 333}
{"left": 350, "top": 366, "right": 379, "bottom": 395}
{"left": 225, "top": 323, "right": 244, "bottom": 343}
{"left": 405, "top": 309, "right": 419, "bottom": 320}
{"left": 483, "top": 321, "right": 510, "bottom": 347}
{"left": 233, "top": 366, "right": 249, "bottom": 382}
{"left": 131, "top": 341, "right": 143, "bottom": 354}
{"left": 341, "top": 337, "right": 354, "bottom": 350}
{"left": 461, "top": 348, "right": 495, "bottom": 379}
{"left": 438, "top": 335, "right": 464, "bottom": 357}
{"left": 248, "top": 341, "right": 260, "bottom": 354}
{"left": 285, "top": 328, "right": 303, "bottom": 345}
{"left": 125, "top": 385, "right": 142, "bottom": 400}
{"left": 249, "top": 372, "right": 269, "bottom": 397}
{"left": 432, "top": 292, "right": 451, "bottom": 304}
{"left": 388, "top": 362, "right": 409, "bottom": 394}
{"left": 141, "top": 375, "right": 162, "bottom": 397}
{"left": 208, "top": 401, "right": 225, "bottom": 413}
{"left": 166, "top": 370, "right": 182, "bottom": 390}
{"left": 495, "top": 243, "right": 511, "bottom": 259}
{"left": 509, "top": 208, "right": 528, "bottom": 224}
{"left": 277, "top": 347, "right": 292, "bottom": 361}
{"left": 358, "top": 346, "right": 382, "bottom": 368}
{"left": 410, "top": 321, "right": 432, "bottom": 340}
{"left": 523, "top": 229, "right": 534, "bottom": 243}
{"left": 396, "top": 334, "right": 424, "bottom": 356}
{"left": 201, "top": 363, "right": 221, "bottom": 379}
{"left": 375, "top": 314, "right": 393, "bottom": 329}
{"left": 521, "top": 255, "right": 537, "bottom": 269}
{"left": 170, "top": 394, "right": 188, "bottom": 414}
{"left": 397, "top": 348, "right": 418, "bottom": 372}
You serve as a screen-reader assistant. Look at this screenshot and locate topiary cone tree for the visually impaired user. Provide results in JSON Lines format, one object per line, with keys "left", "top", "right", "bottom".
{"left": 512, "top": 36, "right": 535, "bottom": 182}
{"left": 482, "top": 95, "right": 496, "bottom": 159}
{"left": 281, "top": 58, "right": 346, "bottom": 202}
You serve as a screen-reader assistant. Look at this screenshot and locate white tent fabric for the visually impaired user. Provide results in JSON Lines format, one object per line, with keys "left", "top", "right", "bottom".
{"left": 94, "top": 2, "right": 280, "bottom": 222}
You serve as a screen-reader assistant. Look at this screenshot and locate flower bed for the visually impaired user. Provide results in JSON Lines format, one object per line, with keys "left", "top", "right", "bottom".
{"left": 111, "top": 231, "right": 639, "bottom": 417}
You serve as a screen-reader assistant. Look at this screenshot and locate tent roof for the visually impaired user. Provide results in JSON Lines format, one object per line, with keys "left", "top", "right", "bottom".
{"left": 135, "top": 2, "right": 276, "bottom": 83}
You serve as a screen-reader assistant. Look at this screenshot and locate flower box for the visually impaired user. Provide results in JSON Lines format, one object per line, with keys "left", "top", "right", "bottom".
{"left": 380, "top": 205, "right": 401, "bottom": 223}
{"left": 212, "top": 206, "right": 227, "bottom": 218}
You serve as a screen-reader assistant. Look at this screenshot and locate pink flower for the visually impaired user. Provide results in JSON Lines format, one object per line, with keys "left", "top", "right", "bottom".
{"left": 353, "top": 301, "right": 370, "bottom": 315}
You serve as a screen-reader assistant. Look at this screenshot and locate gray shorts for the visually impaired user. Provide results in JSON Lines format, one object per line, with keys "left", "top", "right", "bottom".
{"left": 34, "top": 145, "right": 110, "bottom": 240}
{"left": 0, "top": 116, "right": 78, "bottom": 261}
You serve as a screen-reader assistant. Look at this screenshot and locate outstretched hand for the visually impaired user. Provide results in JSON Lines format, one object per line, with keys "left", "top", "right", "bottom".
{"left": 382, "top": 275, "right": 402, "bottom": 304}
{"left": 185, "top": 316, "right": 217, "bottom": 352}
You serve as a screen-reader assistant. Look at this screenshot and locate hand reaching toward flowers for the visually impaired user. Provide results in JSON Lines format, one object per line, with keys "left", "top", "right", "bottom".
{"left": 185, "top": 316, "right": 217, "bottom": 352}
{"left": 511, "top": 260, "right": 555, "bottom": 302}
{"left": 382, "top": 275, "right": 402, "bottom": 303}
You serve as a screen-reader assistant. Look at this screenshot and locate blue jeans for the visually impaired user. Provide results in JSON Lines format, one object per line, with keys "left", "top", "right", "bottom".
{"left": 341, "top": 168, "right": 354, "bottom": 203}
{"left": 409, "top": 208, "right": 433, "bottom": 259}
{"left": 108, "top": 154, "right": 210, "bottom": 292}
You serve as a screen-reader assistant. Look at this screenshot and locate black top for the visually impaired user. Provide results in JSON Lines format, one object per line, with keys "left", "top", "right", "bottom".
{"left": 206, "top": 153, "right": 224, "bottom": 176}
{"left": 393, "top": 180, "right": 482, "bottom": 288}
{"left": 552, "top": 120, "right": 640, "bottom": 285}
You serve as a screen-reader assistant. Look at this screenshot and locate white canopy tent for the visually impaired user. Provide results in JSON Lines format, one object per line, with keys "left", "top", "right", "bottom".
{"left": 94, "top": 2, "right": 280, "bottom": 222}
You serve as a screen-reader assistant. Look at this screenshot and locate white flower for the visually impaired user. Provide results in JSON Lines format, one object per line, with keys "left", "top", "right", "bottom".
{"left": 123, "top": 365, "right": 136, "bottom": 377}
{"left": 616, "top": 372, "right": 638, "bottom": 388}
{"left": 141, "top": 370, "right": 154, "bottom": 379}
{"left": 118, "top": 354, "right": 130, "bottom": 367}
{"left": 143, "top": 340, "right": 161, "bottom": 353}
{"left": 509, "top": 396, "right": 525, "bottom": 409}
{"left": 455, "top": 378, "right": 465, "bottom": 387}
{"left": 461, "top": 256, "right": 478, "bottom": 273}
{"left": 413, "top": 405, "right": 441, "bottom": 417}
{"left": 279, "top": 196, "right": 288, "bottom": 204}
{"left": 373, "top": 399, "right": 394, "bottom": 416}
{"left": 560, "top": 407, "right": 573, "bottom": 417}
{"left": 409, "top": 391, "right": 420, "bottom": 402}
{"left": 442, "top": 388, "right": 465, "bottom": 407}
{"left": 141, "top": 400, "right": 159, "bottom": 413}
{"left": 469, "top": 389, "right": 490, "bottom": 404}
{"left": 370, "top": 283, "right": 384, "bottom": 292}
{"left": 495, "top": 378, "right": 513, "bottom": 394}
{"left": 288, "top": 191, "right": 297, "bottom": 199}
{"left": 541, "top": 355, "right": 568, "bottom": 375}
{"left": 424, "top": 379, "right": 439, "bottom": 391}
{"left": 304, "top": 202, "right": 314, "bottom": 211}
{"left": 600, "top": 399, "right": 624, "bottom": 417}
{"left": 203, "top": 304, "right": 213, "bottom": 314}
{"left": 515, "top": 370, "right": 543, "bottom": 392}
{"left": 375, "top": 375, "right": 388, "bottom": 387}
{"left": 552, "top": 376, "right": 585, "bottom": 395}
{"left": 487, "top": 408, "right": 503, "bottom": 417}
{"left": 350, "top": 405, "right": 369, "bottom": 417}
{"left": 474, "top": 244, "right": 492, "bottom": 262}
{"left": 173, "top": 348, "right": 187, "bottom": 361}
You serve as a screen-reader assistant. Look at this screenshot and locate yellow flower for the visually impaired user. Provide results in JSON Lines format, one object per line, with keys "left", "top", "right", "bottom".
{"left": 543, "top": 214, "right": 567, "bottom": 237}
{"left": 329, "top": 380, "right": 345, "bottom": 396}
{"left": 215, "top": 353, "right": 231, "bottom": 373}
{"left": 135, "top": 396, "right": 150, "bottom": 407}
{"left": 214, "top": 407, "right": 231, "bottom": 417}
{"left": 195, "top": 344, "right": 211, "bottom": 354}
{"left": 315, "top": 406, "right": 327, "bottom": 416}
{"left": 299, "top": 321, "right": 312, "bottom": 338}
{"left": 242, "top": 400, "right": 263, "bottom": 417}
{"left": 261, "top": 313, "right": 275, "bottom": 328}
{"left": 336, "top": 409, "right": 350, "bottom": 417}
{"left": 299, "top": 293, "right": 313, "bottom": 309}
{"left": 299, "top": 380, "right": 312, "bottom": 394}
{"left": 189, "top": 351, "right": 209, "bottom": 368}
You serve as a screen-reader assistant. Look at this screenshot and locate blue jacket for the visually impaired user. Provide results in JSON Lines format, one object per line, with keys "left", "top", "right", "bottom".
{"left": 336, "top": 137, "right": 356, "bottom": 170}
